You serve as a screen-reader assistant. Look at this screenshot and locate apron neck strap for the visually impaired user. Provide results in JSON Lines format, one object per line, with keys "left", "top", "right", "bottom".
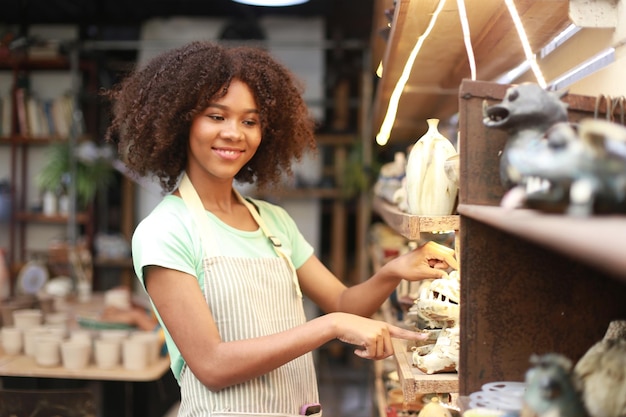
{"left": 178, "top": 173, "right": 302, "bottom": 298}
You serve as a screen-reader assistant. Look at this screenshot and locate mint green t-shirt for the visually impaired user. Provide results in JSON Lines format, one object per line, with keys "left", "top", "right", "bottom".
{"left": 131, "top": 194, "right": 315, "bottom": 382}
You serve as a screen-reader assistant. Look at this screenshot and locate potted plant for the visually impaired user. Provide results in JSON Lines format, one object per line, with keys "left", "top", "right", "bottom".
{"left": 36, "top": 140, "right": 115, "bottom": 213}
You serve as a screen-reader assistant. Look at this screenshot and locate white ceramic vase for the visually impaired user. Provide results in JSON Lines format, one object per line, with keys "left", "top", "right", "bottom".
{"left": 405, "top": 119, "right": 458, "bottom": 215}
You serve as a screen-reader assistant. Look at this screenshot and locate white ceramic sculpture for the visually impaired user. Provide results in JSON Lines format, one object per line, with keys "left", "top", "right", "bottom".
{"left": 373, "top": 152, "right": 406, "bottom": 203}
{"left": 405, "top": 119, "right": 458, "bottom": 215}
{"left": 410, "top": 270, "right": 461, "bottom": 374}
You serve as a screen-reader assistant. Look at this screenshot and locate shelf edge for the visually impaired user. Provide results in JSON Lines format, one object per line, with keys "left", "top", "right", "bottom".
{"left": 458, "top": 204, "right": 626, "bottom": 282}
{"left": 372, "top": 196, "right": 459, "bottom": 239}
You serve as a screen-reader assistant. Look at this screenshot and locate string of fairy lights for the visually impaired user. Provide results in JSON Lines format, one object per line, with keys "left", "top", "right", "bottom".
{"left": 375, "top": 0, "right": 549, "bottom": 146}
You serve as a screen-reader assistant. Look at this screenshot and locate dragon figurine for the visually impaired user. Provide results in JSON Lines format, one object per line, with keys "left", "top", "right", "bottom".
{"left": 483, "top": 82, "right": 626, "bottom": 216}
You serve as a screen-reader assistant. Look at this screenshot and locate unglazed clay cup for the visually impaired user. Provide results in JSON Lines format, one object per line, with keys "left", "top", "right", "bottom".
{"left": 94, "top": 338, "right": 121, "bottom": 369}
{"left": 12, "top": 309, "right": 43, "bottom": 330}
{"left": 24, "top": 326, "right": 46, "bottom": 357}
{"left": 1, "top": 326, "right": 23, "bottom": 355}
{"left": 130, "top": 331, "right": 161, "bottom": 365}
{"left": 45, "top": 312, "right": 70, "bottom": 327}
{"left": 99, "top": 329, "right": 129, "bottom": 342}
{"left": 1, "top": 298, "right": 35, "bottom": 326}
{"left": 61, "top": 340, "right": 92, "bottom": 369}
{"left": 122, "top": 338, "right": 148, "bottom": 371}
{"left": 35, "top": 336, "right": 62, "bottom": 367}
{"left": 104, "top": 288, "right": 132, "bottom": 310}
{"left": 69, "top": 329, "right": 94, "bottom": 345}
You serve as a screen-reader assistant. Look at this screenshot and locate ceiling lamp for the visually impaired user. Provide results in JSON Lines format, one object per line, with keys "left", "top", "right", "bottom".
{"left": 231, "top": 0, "right": 309, "bottom": 6}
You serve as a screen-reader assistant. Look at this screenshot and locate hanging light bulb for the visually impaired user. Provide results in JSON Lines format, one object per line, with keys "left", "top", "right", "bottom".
{"left": 231, "top": 0, "right": 309, "bottom": 6}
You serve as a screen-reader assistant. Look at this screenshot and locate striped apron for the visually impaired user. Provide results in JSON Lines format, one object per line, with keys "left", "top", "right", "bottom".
{"left": 177, "top": 173, "right": 321, "bottom": 417}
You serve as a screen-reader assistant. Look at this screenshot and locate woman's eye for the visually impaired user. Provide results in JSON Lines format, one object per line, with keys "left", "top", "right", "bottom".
{"left": 208, "top": 114, "right": 224, "bottom": 121}
{"left": 243, "top": 119, "right": 258, "bottom": 126}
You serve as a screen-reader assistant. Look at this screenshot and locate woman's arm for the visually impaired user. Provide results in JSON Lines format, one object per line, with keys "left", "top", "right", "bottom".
{"left": 144, "top": 265, "right": 426, "bottom": 392}
{"left": 298, "top": 241, "right": 459, "bottom": 317}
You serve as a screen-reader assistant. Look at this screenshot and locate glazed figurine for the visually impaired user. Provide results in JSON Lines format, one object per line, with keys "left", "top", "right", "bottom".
{"left": 516, "top": 118, "right": 626, "bottom": 215}
{"left": 573, "top": 320, "right": 626, "bottom": 417}
{"left": 483, "top": 83, "right": 569, "bottom": 191}
{"left": 520, "top": 353, "right": 588, "bottom": 417}
{"left": 482, "top": 83, "right": 626, "bottom": 215}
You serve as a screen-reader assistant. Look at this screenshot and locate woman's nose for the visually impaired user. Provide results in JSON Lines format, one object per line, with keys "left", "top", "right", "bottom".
{"left": 220, "top": 120, "right": 243, "bottom": 140}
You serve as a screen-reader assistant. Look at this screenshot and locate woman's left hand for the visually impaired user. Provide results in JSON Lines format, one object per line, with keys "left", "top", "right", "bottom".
{"left": 383, "top": 241, "right": 458, "bottom": 281}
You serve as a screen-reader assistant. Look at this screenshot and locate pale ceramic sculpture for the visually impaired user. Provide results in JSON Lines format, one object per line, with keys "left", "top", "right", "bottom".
{"left": 412, "top": 324, "right": 460, "bottom": 375}
{"left": 410, "top": 270, "right": 461, "bottom": 374}
{"left": 405, "top": 119, "right": 458, "bottom": 215}
{"left": 573, "top": 320, "right": 626, "bottom": 417}
{"left": 419, "top": 397, "right": 453, "bottom": 417}
{"left": 373, "top": 152, "right": 406, "bottom": 203}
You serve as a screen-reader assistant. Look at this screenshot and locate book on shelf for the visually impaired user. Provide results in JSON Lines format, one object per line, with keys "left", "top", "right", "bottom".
{"left": 9, "top": 91, "right": 78, "bottom": 139}
{"left": 52, "top": 94, "right": 75, "bottom": 138}
{"left": 14, "top": 87, "right": 29, "bottom": 136}
{"left": 1, "top": 94, "right": 12, "bottom": 136}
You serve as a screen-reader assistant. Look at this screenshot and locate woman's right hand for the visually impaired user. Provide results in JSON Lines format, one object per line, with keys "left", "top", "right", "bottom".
{"left": 330, "top": 312, "right": 427, "bottom": 360}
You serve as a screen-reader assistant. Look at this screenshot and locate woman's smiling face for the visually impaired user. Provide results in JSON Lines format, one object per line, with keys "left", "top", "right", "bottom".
{"left": 187, "top": 79, "right": 262, "bottom": 183}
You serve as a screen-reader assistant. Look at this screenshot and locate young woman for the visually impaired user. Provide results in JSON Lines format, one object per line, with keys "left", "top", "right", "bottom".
{"left": 105, "top": 41, "right": 458, "bottom": 417}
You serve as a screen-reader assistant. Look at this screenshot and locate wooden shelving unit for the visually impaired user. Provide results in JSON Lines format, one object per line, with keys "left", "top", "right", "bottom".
{"left": 371, "top": 198, "right": 460, "bottom": 408}
{"left": 456, "top": 79, "right": 626, "bottom": 395}
{"left": 0, "top": 54, "right": 100, "bottom": 288}
{"left": 368, "top": 0, "right": 576, "bottom": 408}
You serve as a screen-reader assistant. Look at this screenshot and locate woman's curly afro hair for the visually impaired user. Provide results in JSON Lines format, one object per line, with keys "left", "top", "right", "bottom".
{"left": 104, "top": 41, "right": 316, "bottom": 193}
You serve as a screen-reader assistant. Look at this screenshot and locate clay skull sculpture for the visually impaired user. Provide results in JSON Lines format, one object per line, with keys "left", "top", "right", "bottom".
{"left": 410, "top": 270, "right": 460, "bottom": 374}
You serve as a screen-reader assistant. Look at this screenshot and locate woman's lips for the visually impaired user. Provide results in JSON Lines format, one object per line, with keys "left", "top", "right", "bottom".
{"left": 213, "top": 148, "right": 243, "bottom": 160}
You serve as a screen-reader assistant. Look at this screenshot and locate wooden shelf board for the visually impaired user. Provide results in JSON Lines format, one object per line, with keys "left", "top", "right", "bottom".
{"left": 391, "top": 338, "right": 458, "bottom": 399}
{"left": 315, "top": 133, "right": 357, "bottom": 146}
{"left": 15, "top": 211, "right": 90, "bottom": 224}
{"left": 250, "top": 187, "right": 343, "bottom": 200}
{"left": 457, "top": 204, "right": 626, "bottom": 282}
{"left": 372, "top": 196, "right": 459, "bottom": 239}
{"left": 94, "top": 256, "right": 133, "bottom": 268}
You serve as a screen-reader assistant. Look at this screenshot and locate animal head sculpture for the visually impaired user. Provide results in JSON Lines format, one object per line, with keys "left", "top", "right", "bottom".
{"left": 483, "top": 83, "right": 569, "bottom": 134}
{"left": 483, "top": 83, "right": 569, "bottom": 191}
{"left": 523, "top": 353, "right": 588, "bottom": 417}
{"left": 482, "top": 82, "right": 626, "bottom": 215}
{"left": 414, "top": 270, "right": 460, "bottom": 328}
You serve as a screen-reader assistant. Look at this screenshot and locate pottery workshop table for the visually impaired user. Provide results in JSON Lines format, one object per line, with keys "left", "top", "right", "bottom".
{"left": 0, "top": 294, "right": 179, "bottom": 417}
{"left": 0, "top": 348, "right": 170, "bottom": 381}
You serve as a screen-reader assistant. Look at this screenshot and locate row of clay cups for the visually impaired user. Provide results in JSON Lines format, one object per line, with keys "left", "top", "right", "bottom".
{"left": 1, "top": 326, "right": 162, "bottom": 371}
{"left": 12, "top": 308, "right": 46, "bottom": 330}
{"left": 96, "top": 329, "right": 163, "bottom": 370}
{"left": 12, "top": 308, "right": 71, "bottom": 330}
